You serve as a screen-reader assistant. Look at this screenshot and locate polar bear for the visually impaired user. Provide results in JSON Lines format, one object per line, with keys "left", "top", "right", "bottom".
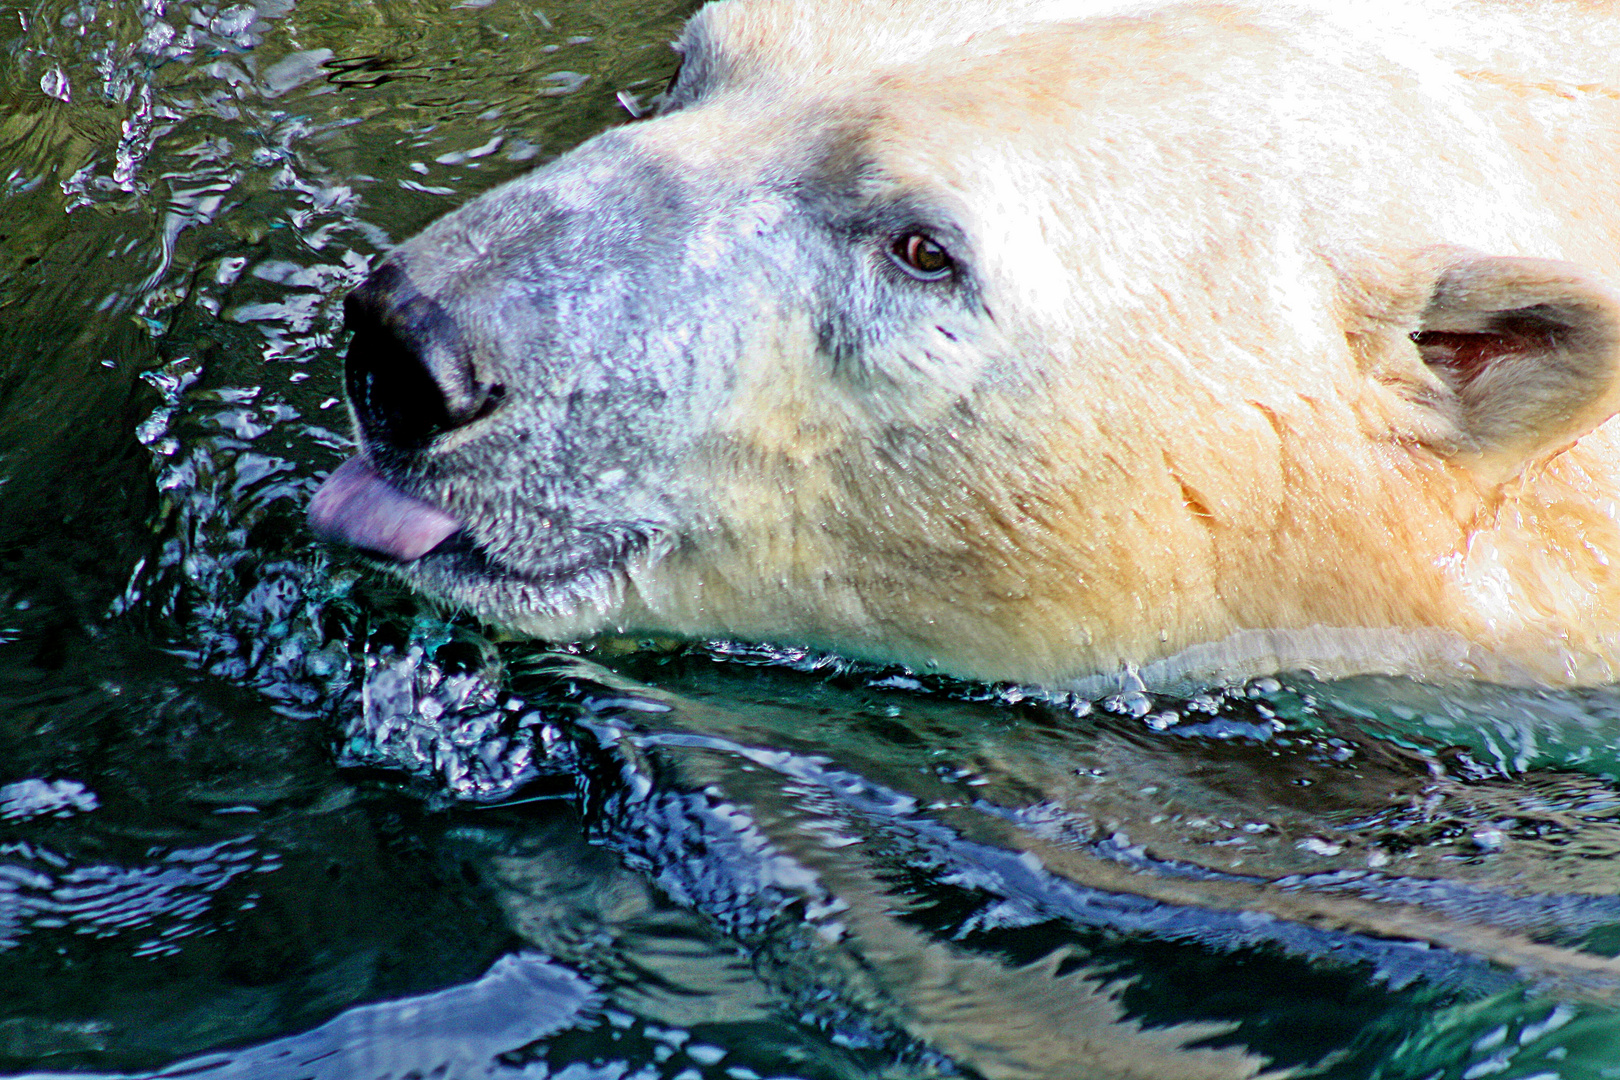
{"left": 310, "top": 0, "right": 1620, "bottom": 690}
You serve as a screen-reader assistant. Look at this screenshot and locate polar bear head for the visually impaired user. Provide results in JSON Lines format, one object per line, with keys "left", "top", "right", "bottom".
{"left": 311, "top": 0, "right": 1620, "bottom": 688}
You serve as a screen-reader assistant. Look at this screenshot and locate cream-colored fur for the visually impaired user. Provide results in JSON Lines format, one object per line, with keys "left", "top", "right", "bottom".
{"left": 610, "top": 0, "right": 1620, "bottom": 688}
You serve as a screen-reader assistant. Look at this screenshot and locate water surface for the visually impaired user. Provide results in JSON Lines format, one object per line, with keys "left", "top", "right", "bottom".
{"left": 4, "top": 2, "right": 1620, "bottom": 1077}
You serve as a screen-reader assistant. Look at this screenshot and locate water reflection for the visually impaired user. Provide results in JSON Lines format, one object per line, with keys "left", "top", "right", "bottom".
{"left": 5, "top": 0, "right": 1620, "bottom": 1077}
{"left": 19, "top": 951, "right": 599, "bottom": 1080}
{"left": 0, "top": 833, "right": 270, "bottom": 960}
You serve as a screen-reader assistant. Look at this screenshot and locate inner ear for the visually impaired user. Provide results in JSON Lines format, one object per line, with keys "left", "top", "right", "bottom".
{"left": 1412, "top": 311, "right": 1568, "bottom": 385}
{"left": 1411, "top": 255, "right": 1620, "bottom": 484}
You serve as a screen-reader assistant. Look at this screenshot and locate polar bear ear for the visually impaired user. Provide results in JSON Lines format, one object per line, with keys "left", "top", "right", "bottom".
{"left": 1410, "top": 254, "right": 1620, "bottom": 484}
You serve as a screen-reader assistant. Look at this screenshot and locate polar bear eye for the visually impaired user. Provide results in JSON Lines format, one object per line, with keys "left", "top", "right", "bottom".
{"left": 891, "top": 232, "right": 954, "bottom": 280}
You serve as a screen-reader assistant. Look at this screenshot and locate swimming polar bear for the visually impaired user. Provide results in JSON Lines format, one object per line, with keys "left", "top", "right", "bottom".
{"left": 310, "top": 0, "right": 1620, "bottom": 691}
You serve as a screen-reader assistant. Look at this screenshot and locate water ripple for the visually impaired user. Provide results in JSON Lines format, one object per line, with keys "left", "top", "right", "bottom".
{"left": 0, "top": 835, "right": 273, "bottom": 958}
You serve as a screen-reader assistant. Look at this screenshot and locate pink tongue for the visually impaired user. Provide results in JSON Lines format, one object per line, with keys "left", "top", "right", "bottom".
{"left": 308, "top": 456, "right": 462, "bottom": 561}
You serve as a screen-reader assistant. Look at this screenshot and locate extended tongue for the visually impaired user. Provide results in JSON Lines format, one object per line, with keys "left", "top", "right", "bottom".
{"left": 308, "top": 456, "right": 462, "bottom": 561}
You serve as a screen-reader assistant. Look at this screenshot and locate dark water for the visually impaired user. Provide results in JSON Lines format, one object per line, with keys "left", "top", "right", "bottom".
{"left": 5, "top": 1, "right": 1620, "bottom": 1077}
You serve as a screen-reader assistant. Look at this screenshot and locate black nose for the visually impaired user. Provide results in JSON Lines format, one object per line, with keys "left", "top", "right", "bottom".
{"left": 343, "top": 264, "right": 503, "bottom": 451}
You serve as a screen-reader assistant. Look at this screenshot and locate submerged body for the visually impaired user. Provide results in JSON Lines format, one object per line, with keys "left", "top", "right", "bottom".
{"left": 311, "top": 0, "right": 1620, "bottom": 689}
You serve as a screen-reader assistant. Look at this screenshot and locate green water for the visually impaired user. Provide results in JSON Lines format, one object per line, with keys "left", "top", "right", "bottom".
{"left": 4, "top": 1, "right": 1620, "bottom": 1077}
